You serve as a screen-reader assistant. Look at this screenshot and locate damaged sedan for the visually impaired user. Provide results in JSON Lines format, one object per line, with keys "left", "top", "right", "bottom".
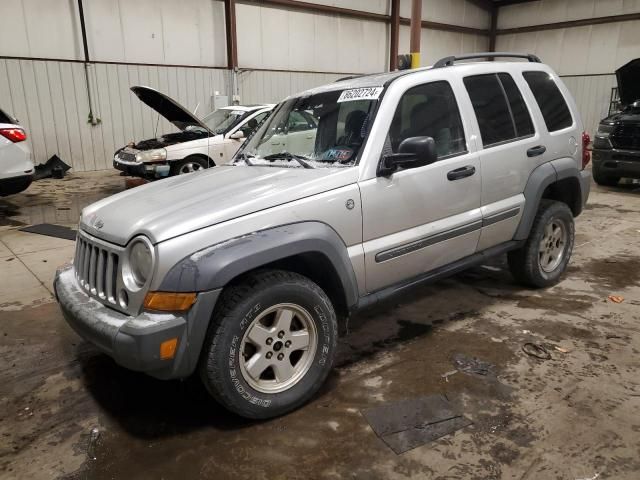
{"left": 114, "top": 86, "right": 273, "bottom": 178}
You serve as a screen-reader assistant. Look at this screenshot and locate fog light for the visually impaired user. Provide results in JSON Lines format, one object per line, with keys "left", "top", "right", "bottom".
{"left": 160, "top": 338, "right": 178, "bottom": 360}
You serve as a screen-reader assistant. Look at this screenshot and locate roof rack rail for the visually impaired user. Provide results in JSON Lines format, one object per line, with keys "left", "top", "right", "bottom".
{"left": 335, "top": 74, "right": 365, "bottom": 82}
{"left": 433, "top": 52, "right": 541, "bottom": 69}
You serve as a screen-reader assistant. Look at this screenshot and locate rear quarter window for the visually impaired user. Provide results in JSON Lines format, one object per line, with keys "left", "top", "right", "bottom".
{"left": 0, "top": 108, "right": 16, "bottom": 124}
{"left": 522, "top": 71, "right": 573, "bottom": 132}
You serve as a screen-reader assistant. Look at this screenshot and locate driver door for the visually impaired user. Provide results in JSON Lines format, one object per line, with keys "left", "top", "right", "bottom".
{"left": 359, "top": 80, "right": 482, "bottom": 292}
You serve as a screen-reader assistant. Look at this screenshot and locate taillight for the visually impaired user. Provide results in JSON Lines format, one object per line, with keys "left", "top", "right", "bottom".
{"left": 581, "top": 131, "right": 591, "bottom": 169}
{"left": 0, "top": 128, "right": 27, "bottom": 143}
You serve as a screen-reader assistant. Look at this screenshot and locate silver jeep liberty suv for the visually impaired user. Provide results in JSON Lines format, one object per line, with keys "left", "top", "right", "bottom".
{"left": 55, "top": 53, "right": 591, "bottom": 419}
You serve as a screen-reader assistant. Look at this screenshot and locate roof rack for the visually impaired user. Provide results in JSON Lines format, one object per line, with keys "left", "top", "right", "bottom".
{"left": 433, "top": 52, "right": 541, "bottom": 69}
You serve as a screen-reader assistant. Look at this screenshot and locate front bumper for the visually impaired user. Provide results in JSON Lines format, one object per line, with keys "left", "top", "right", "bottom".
{"left": 592, "top": 148, "right": 640, "bottom": 179}
{"left": 113, "top": 157, "right": 170, "bottom": 178}
{"left": 54, "top": 265, "right": 220, "bottom": 379}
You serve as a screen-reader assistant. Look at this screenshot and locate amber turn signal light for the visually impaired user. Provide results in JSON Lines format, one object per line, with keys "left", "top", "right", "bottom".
{"left": 160, "top": 338, "right": 178, "bottom": 360}
{"left": 143, "top": 291, "right": 197, "bottom": 312}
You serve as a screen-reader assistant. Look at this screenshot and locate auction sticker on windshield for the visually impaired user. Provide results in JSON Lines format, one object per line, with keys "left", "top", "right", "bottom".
{"left": 337, "top": 87, "right": 383, "bottom": 103}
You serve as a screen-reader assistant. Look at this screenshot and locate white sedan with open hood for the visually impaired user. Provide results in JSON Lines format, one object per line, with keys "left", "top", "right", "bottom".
{"left": 114, "top": 86, "right": 273, "bottom": 178}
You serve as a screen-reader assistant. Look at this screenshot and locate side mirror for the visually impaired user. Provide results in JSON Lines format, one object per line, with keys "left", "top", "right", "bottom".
{"left": 378, "top": 136, "right": 437, "bottom": 176}
{"left": 229, "top": 130, "right": 244, "bottom": 140}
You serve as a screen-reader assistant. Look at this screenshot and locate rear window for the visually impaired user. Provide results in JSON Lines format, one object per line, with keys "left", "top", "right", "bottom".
{"left": 523, "top": 71, "right": 573, "bottom": 132}
{"left": 463, "top": 73, "right": 534, "bottom": 147}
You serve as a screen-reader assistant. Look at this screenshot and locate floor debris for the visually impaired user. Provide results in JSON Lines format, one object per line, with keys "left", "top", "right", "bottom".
{"left": 522, "top": 342, "right": 551, "bottom": 360}
{"left": 88, "top": 427, "right": 100, "bottom": 461}
{"left": 607, "top": 294, "right": 624, "bottom": 303}
{"left": 451, "top": 353, "right": 496, "bottom": 377}
{"left": 361, "top": 395, "right": 472, "bottom": 454}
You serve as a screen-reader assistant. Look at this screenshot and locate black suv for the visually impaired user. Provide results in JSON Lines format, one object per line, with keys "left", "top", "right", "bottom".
{"left": 592, "top": 59, "right": 640, "bottom": 186}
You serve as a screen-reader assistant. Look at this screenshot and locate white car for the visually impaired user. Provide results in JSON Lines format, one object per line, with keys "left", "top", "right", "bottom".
{"left": 114, "top": 86, "right": 273, "bottom": 178}
{"left": 0, "top": 107, "right": 33, "bottom": 196}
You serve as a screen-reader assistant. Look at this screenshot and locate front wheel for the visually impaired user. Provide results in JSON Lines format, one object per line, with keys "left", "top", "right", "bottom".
{"left": 199, "top": 270, "right": 338, "bottom": 419}
{"left": 171, "top": 156, "right": 209, "bottom": 176}
{"left": 592, "top": 164, "right": 620, "bottom": 186}
{"left": 508, "top": 199, "right": 575, "bottom": 288}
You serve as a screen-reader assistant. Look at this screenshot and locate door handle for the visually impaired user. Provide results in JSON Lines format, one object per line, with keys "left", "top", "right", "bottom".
{"left": 527, "top": 145, "right": 546, "bottom": 157}
{"left": 447, "top": 165, "right": 476, "bottom": 181}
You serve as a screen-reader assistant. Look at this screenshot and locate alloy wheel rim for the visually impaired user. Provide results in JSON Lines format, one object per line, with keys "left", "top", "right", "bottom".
{"left": 539, "top": 220, "right": 567, "bottom": 273}
{"left": 179, "top": 162, "right": 203, "bottom": 174}
{"left": 239, "top": 303, "right": 317, "bottom": 394}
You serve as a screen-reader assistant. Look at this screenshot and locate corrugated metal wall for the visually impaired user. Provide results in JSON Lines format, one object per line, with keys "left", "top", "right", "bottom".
{"left": 0, "top": 59, "right": 229, "bottom": 171}
{"left": 495, "top": 0, "right": 640, "bottom": 135}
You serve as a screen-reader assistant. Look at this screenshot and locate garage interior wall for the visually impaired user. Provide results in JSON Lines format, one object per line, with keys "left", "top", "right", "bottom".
{"left": 0, "top": 0, "right": 492, "bottom": 172}
{"left": 495, "top": 0, "right": 640, "bottom": 136}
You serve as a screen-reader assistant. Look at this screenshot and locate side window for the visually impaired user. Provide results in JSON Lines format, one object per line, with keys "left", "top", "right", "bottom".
{"left": 287, "top": 111, "right": 314, "bottom": 132}
{"left": 464, "top": 73, "right": 534, "bottom": 147}
{"left": 389, "top": 81, "right": 466, "bottom": 158}
{"left": 498, "top": 73, "right": 534, "bottom": 137}
{"left": 241, "top": 112, "right": 268, "bottom": 137}
{"left": 523, "top": 71, "right": 573, "bottom": 132}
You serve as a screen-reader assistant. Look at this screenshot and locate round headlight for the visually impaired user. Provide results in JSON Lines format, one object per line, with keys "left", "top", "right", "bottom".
{"left": 129, "top": 240, "right": 153, "bottom": 287}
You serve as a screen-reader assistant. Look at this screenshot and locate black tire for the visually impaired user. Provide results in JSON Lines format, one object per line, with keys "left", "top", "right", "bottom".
{"left": 170, "top": 156, "right": 210, "bottom": 176}
{"left": 592, "top": 164, "right": 620, "bottom": 186}
{"left": 199, "top": 270, "right": 338, "bottom": 419}
{"left": 508, "top": 199, "right": 575, "bottom": 288}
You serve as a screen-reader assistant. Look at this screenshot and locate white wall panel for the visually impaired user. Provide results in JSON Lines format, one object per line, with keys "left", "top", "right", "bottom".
{"left": 399, "top": 0, "right": 490, "bottom": 29}
{"left": 498, "top": 0, "right": 640, "bottom": 29}
{"left": 238, "top": 70, "right": 342, "bottom": 104}
{"left": 495, "top": 19, "right": 640, "bottom": 75}
{"left": 236, "top": 3, "right": 388, "bottom": 73}
{"left": 0, "top": 0, "right": 83, "bottom": 60}
{"left": 303, "top": 0, "right": 389, "bottom": 15}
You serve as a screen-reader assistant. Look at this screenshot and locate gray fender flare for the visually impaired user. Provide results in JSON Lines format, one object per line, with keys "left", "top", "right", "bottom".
{"left": 158, "top": 222, "right": 360, "bottom": 309}
{"left": 514, "top": 159, "right": 584, "bottom": 240}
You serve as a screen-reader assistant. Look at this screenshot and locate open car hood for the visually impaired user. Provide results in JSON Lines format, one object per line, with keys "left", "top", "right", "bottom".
{"left": 130, "top": 86, "right": 213, "bottom": 134}
{"left": 616, "top": 58, "right": 640, "bottom": 106}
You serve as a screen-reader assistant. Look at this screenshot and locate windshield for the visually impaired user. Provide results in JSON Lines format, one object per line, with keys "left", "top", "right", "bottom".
{"left": 203, "top": 109, "right": 247, "bottom": 134}
{"left": 233, "top": 88, "right": 381, "bottom": 168}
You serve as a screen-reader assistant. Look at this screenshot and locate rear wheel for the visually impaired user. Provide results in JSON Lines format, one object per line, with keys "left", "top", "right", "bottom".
{"left": 199, "top": 270, "right": 338, "bottom": 419}
{"left": 508, "top": 200, "right": 575, "bottom": 288}
{"left": 171, "top": 156, "right": 209, "bottom": 176}
{"left": 592, "top": 164, "right": 620, "bottom": 186}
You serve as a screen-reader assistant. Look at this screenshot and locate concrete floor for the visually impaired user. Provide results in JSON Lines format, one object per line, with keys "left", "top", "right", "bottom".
{"left": 1, "top": 171, "right": 639, "bottom": 479}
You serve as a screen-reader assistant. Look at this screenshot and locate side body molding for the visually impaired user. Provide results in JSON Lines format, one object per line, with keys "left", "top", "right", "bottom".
{"left": 159, "top": 222, "right": 360, "bottom": 309}
{"left": 514, "top": 158, "right": 585, "bottom": 240}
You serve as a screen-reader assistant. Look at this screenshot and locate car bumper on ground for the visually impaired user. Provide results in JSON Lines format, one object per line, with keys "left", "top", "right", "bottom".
{"left": 0, "top": 173, "right": 33, "bottom": 196}
{"left": 113, "top": 157, "right": 171, "bottom": 179}
{"left": 592, "top": 148, "right": 640, "bottom": 179}
{"left": 54, "top": 265, "right": 220, "bottom": 379}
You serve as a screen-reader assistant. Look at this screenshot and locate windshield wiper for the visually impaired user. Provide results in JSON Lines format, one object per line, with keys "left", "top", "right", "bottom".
{"left": 235, "top": 153, "right": 255, "bottom": 166}
{"left": 263, "top": 152, "right": 315, "bottom": 169}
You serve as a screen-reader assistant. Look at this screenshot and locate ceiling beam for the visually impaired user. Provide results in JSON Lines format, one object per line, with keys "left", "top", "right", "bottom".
{"left": 497, "top": 11, "right": 640, "bottom": 34}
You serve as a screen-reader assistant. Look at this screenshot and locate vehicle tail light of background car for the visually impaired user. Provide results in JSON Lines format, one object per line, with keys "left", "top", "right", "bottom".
{"left": 0, "top": 128, "right": 27, "bottom": 143}
{"left": 582, "top": 131, "right": 591, "bottom": 169}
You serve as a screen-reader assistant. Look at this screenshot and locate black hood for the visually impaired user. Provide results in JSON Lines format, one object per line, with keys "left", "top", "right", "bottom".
{"left": 130, "top": 86, "right": 213, "bottom": 134}
{"left": 616, "top": 58, "right": 640, "bottom": 106}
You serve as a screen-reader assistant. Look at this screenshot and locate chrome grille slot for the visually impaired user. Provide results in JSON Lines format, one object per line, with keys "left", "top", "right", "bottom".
{"left": 73, "top": 231, "right": 121, "bottom": 306}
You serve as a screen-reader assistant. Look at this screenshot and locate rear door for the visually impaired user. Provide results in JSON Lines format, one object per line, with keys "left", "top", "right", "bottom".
{"left": 359, "top": 79, "right": 482, "bottom": 293}
{"left": 462, "top": 72, "right": 542, "bottom": 250}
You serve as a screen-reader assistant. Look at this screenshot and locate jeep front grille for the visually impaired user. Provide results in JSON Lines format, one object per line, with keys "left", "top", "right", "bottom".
{"left": 74, "top": 233, "right": 120, "bottom": 305}
{"left": 610, "top": 124, "right": 640, "bottom": 150}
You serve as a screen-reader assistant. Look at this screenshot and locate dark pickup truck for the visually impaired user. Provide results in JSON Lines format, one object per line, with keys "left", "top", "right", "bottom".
{"left": 592, "top": 58, "right": 640, "bottom": 186}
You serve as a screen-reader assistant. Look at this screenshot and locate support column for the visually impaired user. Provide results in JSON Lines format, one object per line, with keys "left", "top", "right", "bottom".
{"left": 389, "top": 0, "right": 400, "bottom": 71}
{"left": 489, "top": 4, "right": 498, "bottom": 53}
{"left": 224, "top": 0, "right": 238, "bottom": 69}
{"left": 410, "top": 0, "right": 422, "bottom": 68}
